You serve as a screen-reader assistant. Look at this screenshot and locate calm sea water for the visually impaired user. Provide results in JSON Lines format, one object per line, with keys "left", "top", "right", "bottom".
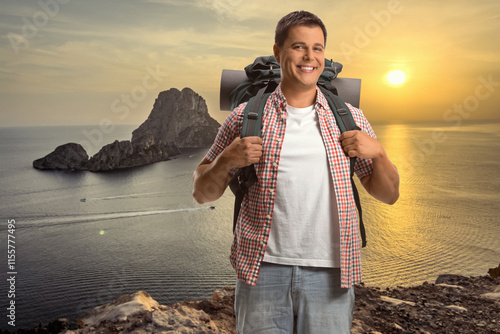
{"left": 0, "top": 121, "right": 499, "bottom": 329}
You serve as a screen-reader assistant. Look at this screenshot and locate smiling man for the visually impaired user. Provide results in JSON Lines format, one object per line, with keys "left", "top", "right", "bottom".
{"left": 193, "top": 11, "right": 399, "bottom": 334}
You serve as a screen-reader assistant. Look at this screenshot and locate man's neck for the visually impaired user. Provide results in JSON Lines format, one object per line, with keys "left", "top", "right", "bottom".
{"left": 281, "top": 83, "right": 317, "bottom": 108}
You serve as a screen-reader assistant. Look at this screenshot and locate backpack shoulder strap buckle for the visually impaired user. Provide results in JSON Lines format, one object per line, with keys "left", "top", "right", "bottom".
{"left": 337, "top": 107, "right": 348, "bottom": 116}
{"left": 247, "top": 112, "right": 258, "bottom": 120}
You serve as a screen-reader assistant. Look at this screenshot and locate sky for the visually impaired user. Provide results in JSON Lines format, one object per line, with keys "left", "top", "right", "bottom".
{"left": 0, "top": 0, "right": 499, "bottom": 127}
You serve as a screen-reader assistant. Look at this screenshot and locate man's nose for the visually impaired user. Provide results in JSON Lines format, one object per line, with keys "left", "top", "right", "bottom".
{"left": 303, "top": 49, "right": 311, "bottom": 60}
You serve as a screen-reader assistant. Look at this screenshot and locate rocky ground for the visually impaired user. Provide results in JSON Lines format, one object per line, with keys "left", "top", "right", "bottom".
{"left": 351, "top": 274, "right": 499, "bottom": 333}
{"left": 2, "top": 273, "right": 499, "bottom": 334}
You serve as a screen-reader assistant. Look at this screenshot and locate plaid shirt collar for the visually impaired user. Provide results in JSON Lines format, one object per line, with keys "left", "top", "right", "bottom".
{"left": 271, "top": 83, "right": 330, "bottom": 115}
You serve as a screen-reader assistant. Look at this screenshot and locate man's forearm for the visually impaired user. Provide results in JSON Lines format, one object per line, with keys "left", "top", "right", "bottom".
{"left": 362, "top": 150, "right": 400, "bottom": 205}
{"left": 192, "top": 155, "right": 233, "bottom": 204}
{"left": 193, "top": 137, "right": 264, "bottom": 203}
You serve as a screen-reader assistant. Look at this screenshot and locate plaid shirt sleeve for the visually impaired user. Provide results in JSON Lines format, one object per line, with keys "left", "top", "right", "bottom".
{"left": 346, "top": 103, "right": 376, "bottom": 180}
{"left": 204, "top": 102, "right": 247, "bottom": 176}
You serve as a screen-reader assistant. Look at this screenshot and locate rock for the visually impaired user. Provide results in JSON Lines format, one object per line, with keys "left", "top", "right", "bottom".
{"left": 78, "top": 290, "right": 159, "bottom": 327}
{"left": 212, "top": 287, "right": 235, "bottom": 303}
{"left": 380, "top": 295, "right": 416, "bottom": 307}
{"left": 86, "top": 140, "right": 179, "bottom": 172}
{"left": 445, "top": 305, "right": 468, "bottom": 312}
{"left": 350, "top": 319, "right": 368, "bottom": 334}
{"left": 488, "top": 263, "right": 500, "bottom": 278}
{"left": 86, "top": 140, "right": 133, "bottom": 172}
{"left": 436, "top": 283, "right": 464, "bottom": 290}
{"left": 151, "top": 304, "right": 219, "bottom": 333}
{"left": 435, "top": 274, "right": 468, "bottom": 284}
{"left": 393, "top": 323, "right": 405, "bottom": 331}
{"left": 68, "top": 290, "right": 221, "bottom": 334}
{"left": 481, "top": 284, "right": 500, "bottom": 301}
{"left": 33, "top": 143, "right": 88, "bottom": 170}
{"left": 132, "top": 87, "right": 220, "bottom": 149}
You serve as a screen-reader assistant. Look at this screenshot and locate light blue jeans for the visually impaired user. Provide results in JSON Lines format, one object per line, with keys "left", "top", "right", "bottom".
{"left": 235, "top": 262, "right": 354, "bottom": 334}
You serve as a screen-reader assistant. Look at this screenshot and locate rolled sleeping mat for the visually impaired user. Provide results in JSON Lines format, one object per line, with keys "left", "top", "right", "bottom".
{"left": 220, "top": 69, "right": 361, "bottom": 111}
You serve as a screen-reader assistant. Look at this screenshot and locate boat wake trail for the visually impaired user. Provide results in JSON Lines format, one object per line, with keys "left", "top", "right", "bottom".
{"left": 19, "top": 206, "right": 215, "bottom": 229}
{"left": 80, "top": 192, "right": 165, "bottom": 202}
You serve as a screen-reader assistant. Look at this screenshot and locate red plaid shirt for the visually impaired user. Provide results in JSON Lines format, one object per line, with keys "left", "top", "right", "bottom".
{"left": 205, "top": 84, "right": 375, "bottom": 288}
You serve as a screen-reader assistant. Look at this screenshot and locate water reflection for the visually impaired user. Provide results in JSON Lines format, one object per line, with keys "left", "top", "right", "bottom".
{"left": 359, "top": 122, "right": 500, "bottom": 287}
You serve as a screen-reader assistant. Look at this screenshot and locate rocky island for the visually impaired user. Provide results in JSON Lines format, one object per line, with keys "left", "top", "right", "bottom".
{"left": 33, "top": 88, "right": 220, "bottom": 172}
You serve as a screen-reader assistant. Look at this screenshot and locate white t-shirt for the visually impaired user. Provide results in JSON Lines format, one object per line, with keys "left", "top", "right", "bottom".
{"left": 263, "top": 104, "right": 341, "bottom": 267}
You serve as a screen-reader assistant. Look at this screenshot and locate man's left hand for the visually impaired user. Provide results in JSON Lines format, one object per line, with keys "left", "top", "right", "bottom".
{"left": 339, "top": 130, "right": 383, "bottom": 160}
{"left": 341, "top": 130, "right": 400, "bottom": 204}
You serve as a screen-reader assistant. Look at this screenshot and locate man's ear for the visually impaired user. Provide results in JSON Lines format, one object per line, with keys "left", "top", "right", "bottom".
{"left": 273, "top": 43, "right": 281, "bottom": 63}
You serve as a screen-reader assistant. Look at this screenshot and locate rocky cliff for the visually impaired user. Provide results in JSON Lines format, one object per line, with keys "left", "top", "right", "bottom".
{"left": 132, "top": 88, "right": 220, "bottom": 149}
{"left": 85, "top": 140, "right": 180, "bottom": 172}
{"left": 33, "top": 88, "right": 219, "bottom": 172}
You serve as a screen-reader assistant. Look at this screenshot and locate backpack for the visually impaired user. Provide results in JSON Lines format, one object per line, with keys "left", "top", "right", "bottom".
{"left": 224, "top": 55, "right": 367, "bottom": 247}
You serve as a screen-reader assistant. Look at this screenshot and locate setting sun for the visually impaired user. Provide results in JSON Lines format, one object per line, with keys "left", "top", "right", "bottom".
{"left": 386, "top": 70, "right": 407, "bottom": 86}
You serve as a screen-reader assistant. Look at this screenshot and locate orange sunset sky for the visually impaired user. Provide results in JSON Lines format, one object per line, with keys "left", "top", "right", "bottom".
{"left": 1, "top": 0, "right": 499, "bottom": 127}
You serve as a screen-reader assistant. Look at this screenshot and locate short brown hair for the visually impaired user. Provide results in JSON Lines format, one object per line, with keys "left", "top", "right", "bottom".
{"left": 274, "top": 11, "right": 327, "bottom": 48}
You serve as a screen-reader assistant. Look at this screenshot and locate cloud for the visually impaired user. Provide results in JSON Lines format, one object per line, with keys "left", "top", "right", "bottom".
{"left": 1, "top": 0, "right": 499, "bottom": 126}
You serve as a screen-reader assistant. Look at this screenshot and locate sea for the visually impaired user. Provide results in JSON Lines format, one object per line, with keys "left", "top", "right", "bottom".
{"left": 0, "top": 120, "right": 499, "bottom": 329}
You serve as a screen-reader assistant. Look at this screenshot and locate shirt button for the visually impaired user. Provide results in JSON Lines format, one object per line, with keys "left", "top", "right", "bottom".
{"left": 266, "top": 215, "right": 271, "bottom": 220}
{"left": 281, "top": 115, "right": 286, "bottom": 120}
{"left": 272, "top": 162, "right": 277, "bottom": 167}
{"left": 260, "top": 240, "right": 265, "bottom": 246}
{"left": 277, "top": 138, "right": 282, "bottom": 143}
{"left": 268, "top": 189, "right": 274, "bottom": 194}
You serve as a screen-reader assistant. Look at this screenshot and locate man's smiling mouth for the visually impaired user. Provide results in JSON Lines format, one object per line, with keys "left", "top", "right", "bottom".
{"left": 298, "top": 66, "right": 315, "bottom": 71}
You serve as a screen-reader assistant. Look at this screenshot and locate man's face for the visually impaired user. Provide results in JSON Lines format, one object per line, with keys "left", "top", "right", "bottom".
{"left": 274, "top": 25, "right": 325, "bottom": 93}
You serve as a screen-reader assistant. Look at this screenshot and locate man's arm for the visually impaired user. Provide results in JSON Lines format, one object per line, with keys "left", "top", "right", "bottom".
{"left": 340, "top": 130, "right": 400, "bottom": 205}
{"left": 192, "top": 137, "right": 263, "bottom": 204}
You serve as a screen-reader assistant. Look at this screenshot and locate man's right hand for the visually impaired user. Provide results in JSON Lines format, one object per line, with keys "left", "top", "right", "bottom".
{"left": 221, "top": 136, "right": 263, "bottom": 169}
{"left": 192, "top": 136, "right": 263, "bottom": 204}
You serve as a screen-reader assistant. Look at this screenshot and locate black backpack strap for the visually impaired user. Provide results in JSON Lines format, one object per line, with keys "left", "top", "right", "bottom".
{"left": 349, "top": 156, "right": 367, "bottom": 247}
{"left": 230, "top": 169, "right": 245, "bottom": 233}
{"left": 319, "top": 86, "right": 367, "bottom": 248}
{"left": 319, "top": 86, "right": 359, "bottom": 132}
{"left": 230, "top": 86, "right": 270, "bottom": 233}
{"left": 242, "top": 87, "right": 265, "bottom": 137}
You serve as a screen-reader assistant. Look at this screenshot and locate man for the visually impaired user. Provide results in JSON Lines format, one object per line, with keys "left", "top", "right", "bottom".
{"left": 193, "top": 10, "right": 399, "bottom": 334}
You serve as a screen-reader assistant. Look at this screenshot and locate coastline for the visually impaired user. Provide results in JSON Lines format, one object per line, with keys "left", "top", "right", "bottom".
{"left": 2, "top": 272, "right": 499, "bottom": 334}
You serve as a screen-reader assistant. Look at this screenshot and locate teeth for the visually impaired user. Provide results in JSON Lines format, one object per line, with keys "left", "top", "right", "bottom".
{"left": 299, "top": 66, "right": 314, "bottom": 70}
